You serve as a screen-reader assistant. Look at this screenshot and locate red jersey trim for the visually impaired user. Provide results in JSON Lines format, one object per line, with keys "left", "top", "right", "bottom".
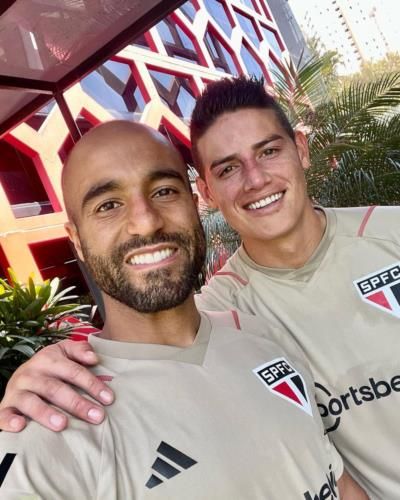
{"left": 215, "top": 271, "right": 248, "bottom": 286}
{"left": 357, "top": 205, "right": 377, "bottom": 237}
{"left": 231, "top": 310, "right": 241, "bottom": 330}
{"left": 96, "top": 375, "right": 114, "bottom": 382}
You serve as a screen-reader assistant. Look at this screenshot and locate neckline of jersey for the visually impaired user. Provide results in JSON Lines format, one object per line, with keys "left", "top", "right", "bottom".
{"left": 238, "top": 207, "right": 337, "bottom": 282}
{"left": 88, "top": 312, "right": 212, "bottom": 365}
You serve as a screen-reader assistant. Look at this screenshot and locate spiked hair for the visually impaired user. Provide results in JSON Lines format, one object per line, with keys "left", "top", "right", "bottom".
{"left": 190, "top": 76, "right": 295, "bottom": 176}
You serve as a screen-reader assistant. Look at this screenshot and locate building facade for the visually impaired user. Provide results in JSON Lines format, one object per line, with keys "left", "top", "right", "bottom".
{"left": 0, "top": 0, "right": 290, "bottom": 292}
{"left": 290, "top": 0, "right": 400, "bottom": 75}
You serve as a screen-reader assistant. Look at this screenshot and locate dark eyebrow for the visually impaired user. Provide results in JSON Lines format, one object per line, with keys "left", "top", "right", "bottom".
{"left": 210, "top": 134, "right": 284, "bottom": 170}
{"left": 81, "top": 180, "right": 120, "bottom": 211}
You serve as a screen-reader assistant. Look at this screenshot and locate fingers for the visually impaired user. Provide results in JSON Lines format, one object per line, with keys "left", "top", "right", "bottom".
{"left": 0, "top": 407, "right": 27, "bottom": 433}
{"left": 58, "top": 339, "right": 99, "bottom": 365}
{"left": 36, "top": 352, "right": 114, "bottom": 406}
{"left": 0, "top": 341, "right": 115, "bottom": 432}
{"left": 16, "top": 372, "right": 108, "bottom": 426}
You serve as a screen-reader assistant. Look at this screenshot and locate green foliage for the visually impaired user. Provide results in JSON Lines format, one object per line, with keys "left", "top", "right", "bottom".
{"left": 275, "top": 54, "right": 400, "bottom": 207}
{"left": 0, "top": 270, "right": 89, "bottom": 397}
{"left": 200, "top": 208, "right": 241, "bottom": 283}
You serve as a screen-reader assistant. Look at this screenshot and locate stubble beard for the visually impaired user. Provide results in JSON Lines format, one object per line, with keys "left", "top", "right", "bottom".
{"left": 80, "top": 224, "right": 206, "bottom": 313}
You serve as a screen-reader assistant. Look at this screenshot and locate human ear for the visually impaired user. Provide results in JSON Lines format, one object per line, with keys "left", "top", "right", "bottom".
{"left": 195, "top": 177, "right": 218, "bottom": 209}
{"left": 294, "top": 131, "right": 311, "bottom": 171}
{"left": 65, "top": 221, "right": 85, "bottom": 262}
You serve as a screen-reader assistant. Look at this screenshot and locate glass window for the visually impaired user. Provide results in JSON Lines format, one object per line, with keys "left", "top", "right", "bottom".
{"left": 204, "top": 31, "right": 238, "bottom": 75}
{"left": 30, "top": 238, "right": 89, "bottom": 296}
{"left": 260, "top": 25, "right": 283, "bottom": 56}
{"left": 25, "top": 100, "right": 57, "bottom": 131}
{"left": 0, "top": 141, "right": 53, "bottom": 218}
{"left": 81, "top": 60, "right": 145, "bottom": 120}
{"left": 131, "top": 32, "right": 152, "bottom": 50}
{"left": 156, "top": 17, "right": 200, "bottom": 64}
{"left": 238, "top": 0, "right": 256, "bottom": 11}
{"left": 58, "top": 114, "right": 96, "bottom": 164}
{"left": 180, "top": 1, "right": 197, "bottom": 22}
{"left": 235, "top": 10, "right": 260, "bottom": 47}
{"left": 149, "top": 70, "right": 196, "bottom": 121}
{"left": 203, "top": 0, "right": 233, "bottom": 37}
{"left": 240, "top": 44, "right": 264, "bottom": 77}
{"left": 159, "top": 125, "right": 194, "bottom": 167}
{"left": 268, "top": 58, "right": 285, "bottom": 83}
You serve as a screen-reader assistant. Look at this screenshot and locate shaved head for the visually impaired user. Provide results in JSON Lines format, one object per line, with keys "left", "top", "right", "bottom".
{"left": 62, "top": 120, "right": 188, "bottom": 220}
{"left": 61, "top": 119, "right": 205, "bottom": 314}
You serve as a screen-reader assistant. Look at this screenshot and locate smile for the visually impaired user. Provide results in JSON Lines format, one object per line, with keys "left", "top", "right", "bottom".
{"left": 128, "top": 248, "right": 176, "bottom": 266}
{"left": 246, "top": 192, "right": 283, "bottom": 210}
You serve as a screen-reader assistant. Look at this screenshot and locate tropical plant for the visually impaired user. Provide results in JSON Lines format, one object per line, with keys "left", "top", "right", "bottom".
{"left": 274, "top": 56, "right": 400, "bottom": 207}
{"left": 0, "top": 270, "right": 89, "bottom": 397}
{"left": 199, "top": 208, "right": 241, "bottom": 284}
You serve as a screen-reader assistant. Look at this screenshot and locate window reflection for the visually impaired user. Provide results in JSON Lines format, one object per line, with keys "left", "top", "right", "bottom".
{"left": 204, "top": 30, "right": 238, "bottom": 75}
{"left": 260, "top": 25, "right": 283, "bottom": 56}
{"left": 131, "top": 33, "right": 152, "bottom": 51}
{"left": 25, "top": 101, "right": 57, "bottom": 131}
{"left": 81, "top": 60, "right": 145, "bottom": 120}
{"left": 203, "top": 0, "right": 233, "bottom": 37}
{"left": 157, "top": 17, "right": 200, "bottom": 64}
{"left": 0, "top": 141, "right": 53, "bottom": 218}
{"left": 149, "top": 70, "right": 196, "bottom": 121}
{"left": 237, "top": 0, "right": 256, "bottom": 11}
{"left": 180, "top": 1, "right": 197, "bottom": 22}
{"left": 235, "top": 10, "right": 260, "bottom": 47}
{"left": 240, "top": 44, "right": 264, "bottom": 77}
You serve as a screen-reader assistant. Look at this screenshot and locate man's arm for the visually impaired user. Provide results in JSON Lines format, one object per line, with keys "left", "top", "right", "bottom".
{"left": 0, "top": 340, "right": 114, "bottom": 432}
{"left": 338, "top": 470, "right": 369, "bottom": 499}
{"left": 0, "top": 417, "right": 102, "bottom": 499}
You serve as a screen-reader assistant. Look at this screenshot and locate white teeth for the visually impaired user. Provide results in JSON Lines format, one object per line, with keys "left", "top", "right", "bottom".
{"left": 129, "top": 248, "right": 174, "bottom": 266}
{"left": 247, "top": 192, "right": 283, "bottom": 210}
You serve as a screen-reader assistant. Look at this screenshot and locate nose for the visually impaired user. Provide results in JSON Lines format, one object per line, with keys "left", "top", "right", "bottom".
{"left": 126, "top": 196, "right": 164, "bottom": 237}
{"left": 243, "top": 160, "right": 271, "bottom": 192}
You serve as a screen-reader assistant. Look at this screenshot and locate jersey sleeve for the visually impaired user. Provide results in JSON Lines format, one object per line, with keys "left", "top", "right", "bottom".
{"left": 0, "top": 419, "right": 103, "bottom": 499}
{"left": 195, "top": 275, "right": 244, "bottom": 312}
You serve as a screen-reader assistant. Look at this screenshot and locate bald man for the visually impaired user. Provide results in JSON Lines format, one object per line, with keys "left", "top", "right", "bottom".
{"left": 0, "top": 121, "right": 365, "bottom": 499}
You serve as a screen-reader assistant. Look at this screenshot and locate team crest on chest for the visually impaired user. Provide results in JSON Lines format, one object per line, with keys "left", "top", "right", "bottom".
{"left": 253, "top": 357, "right": 312, "bottom": 416}
{"left": 354, "top": 262, "right": 400, "bottom": 318}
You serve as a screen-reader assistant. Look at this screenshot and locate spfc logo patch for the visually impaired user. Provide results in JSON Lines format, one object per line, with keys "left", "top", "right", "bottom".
{"left": 354, "top": 262, "right": 400, "bottom": 318}
{"left": 253, "top": 357, "right": 312, "bottom": 416}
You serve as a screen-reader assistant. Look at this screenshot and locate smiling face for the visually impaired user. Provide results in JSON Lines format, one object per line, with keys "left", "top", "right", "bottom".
{"left": 63, "top": 122, "right": 206, "bottom": 313}
{"left": 195, "top": 107, "right": 314, "bottom": 254}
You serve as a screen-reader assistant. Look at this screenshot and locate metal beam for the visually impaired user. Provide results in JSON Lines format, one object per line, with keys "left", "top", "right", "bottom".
{"left": 0, "top": 75, "right": 55, "bottom": 94}
{"left": 0, "top": 93, "right": 52, "bottom": 138}
{"left": 0, "top": 0, "right": 17, "bottom": 17}
{"left": 0, "top": 0, "right": 186, "bottom": 137}
{"left": 54, "top": 91, "right": 81, "bottom": 143}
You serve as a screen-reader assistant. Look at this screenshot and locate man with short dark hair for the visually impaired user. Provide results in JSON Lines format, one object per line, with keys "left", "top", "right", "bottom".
{"left": 0, "top": 120, "right": 364, "bottom": 498}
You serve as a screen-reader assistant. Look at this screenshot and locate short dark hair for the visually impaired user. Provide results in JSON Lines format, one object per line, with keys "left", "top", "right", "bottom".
{"left": 190, "top": 76, "right": 295, "bottom": 176}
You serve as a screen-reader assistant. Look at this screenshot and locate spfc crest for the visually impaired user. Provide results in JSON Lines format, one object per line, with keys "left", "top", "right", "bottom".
{"left": 354, "top": 262, "right": 400, "bottom": 318}
{"left": 253, "top": 357, "right": 312, "bottom": 416}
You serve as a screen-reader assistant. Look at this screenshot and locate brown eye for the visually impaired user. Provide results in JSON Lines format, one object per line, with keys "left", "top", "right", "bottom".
{"left": 97, "top": 201, "right": 121, "bottom": 212}
{"left": 153, "top": 187, "right": 177, "bottom": 197}
{"left": 220, "top": 165, "right": 235, "bottom": 177}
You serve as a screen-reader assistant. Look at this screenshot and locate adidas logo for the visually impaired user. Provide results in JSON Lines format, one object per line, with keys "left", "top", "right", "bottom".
{"left": 146, "top": 441, "right": 197, "bottom": 489}
{"left": 0, "top": 453, "right": 17, "bottom": 487}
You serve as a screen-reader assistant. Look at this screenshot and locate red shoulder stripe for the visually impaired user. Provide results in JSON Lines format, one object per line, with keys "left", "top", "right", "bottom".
{"left": 357, "top": 206, "right": 377, "bottom": 237}
{"left": 215, "top": 271, "right": 248, "bottom": 286}
{"left": 231, "top": 310, "right": 241, "bottom": 330}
